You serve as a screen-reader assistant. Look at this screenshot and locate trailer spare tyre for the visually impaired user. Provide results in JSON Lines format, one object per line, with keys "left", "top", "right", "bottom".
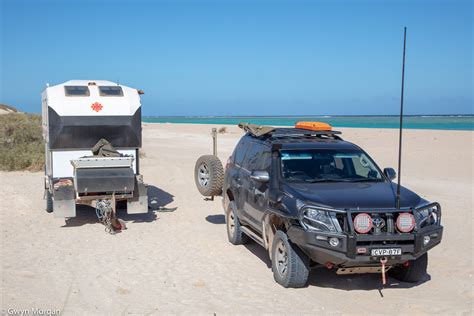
{"left": 195, "top": 155, "right": 224, "bottom": 197}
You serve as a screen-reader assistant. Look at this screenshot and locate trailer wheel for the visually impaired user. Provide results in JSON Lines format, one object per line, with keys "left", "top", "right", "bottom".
{"left": 194, "top": 155, "right": 224, "bottom": 197}
{"left": 46, "top": 191, "right": 53, "bottom": 213}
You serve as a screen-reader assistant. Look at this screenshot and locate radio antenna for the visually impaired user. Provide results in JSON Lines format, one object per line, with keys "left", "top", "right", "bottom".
{"left": 396, "top": 27, "right": 407, "bottom": 209}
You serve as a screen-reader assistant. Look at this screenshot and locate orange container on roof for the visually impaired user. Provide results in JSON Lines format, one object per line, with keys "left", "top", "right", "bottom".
{"left": 295, "top": 121, "right": 332, "bottom": 131}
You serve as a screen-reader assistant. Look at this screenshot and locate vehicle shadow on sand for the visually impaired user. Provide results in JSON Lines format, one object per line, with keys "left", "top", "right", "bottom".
{"left": 248, "top": 239, "right": 430, "bottom": 291}
{"left": 205, "top": 214, "right": 226, "bottom": 224}
{"left": 203, "top": 214, "right": 430, "bottom": 291}
{"left": 307, "top": 267, "right": 430, "bottom": 291}
{"left": 62, "top": 185, "right": 175, "bottom": 227}
{"left": 205, "top": 214, "right": 272, "bottom": 269}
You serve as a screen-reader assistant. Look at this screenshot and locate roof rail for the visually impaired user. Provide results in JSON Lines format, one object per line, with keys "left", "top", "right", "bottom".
{"left": 238, "top": 122, "right": 343, "bottom": 141}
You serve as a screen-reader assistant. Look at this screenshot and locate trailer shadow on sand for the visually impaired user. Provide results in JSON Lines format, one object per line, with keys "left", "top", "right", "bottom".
{"left": 62, "top": 185, "right": 175, "bottom": 227}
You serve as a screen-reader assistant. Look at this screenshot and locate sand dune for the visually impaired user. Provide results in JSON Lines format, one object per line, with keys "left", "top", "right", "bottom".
{"left": 0, "top": 123, "right": 472, "bottom": 314}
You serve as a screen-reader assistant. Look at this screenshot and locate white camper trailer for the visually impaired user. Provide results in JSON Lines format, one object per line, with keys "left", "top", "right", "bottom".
{"left": 42, "top": 80, "right": 148, "bottom": 229}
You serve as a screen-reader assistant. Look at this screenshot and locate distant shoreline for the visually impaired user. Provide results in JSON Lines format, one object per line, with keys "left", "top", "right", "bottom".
{"left": 143, "top": 115, "right": 474, "bottom": 131}
{"left": 145, "top": 114, "right": 474, "bottom": 118}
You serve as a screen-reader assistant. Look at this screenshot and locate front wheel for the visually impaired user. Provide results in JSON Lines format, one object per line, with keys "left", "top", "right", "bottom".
{"left": 389, "top": 253, "right": 428, "bottom": 283}
{"left": 271, "top": 230, "right": 310, "bottom": 288}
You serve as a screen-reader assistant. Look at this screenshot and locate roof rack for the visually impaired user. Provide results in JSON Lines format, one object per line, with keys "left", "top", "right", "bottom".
{"left": 238, "top": 122, "right": 342, "bottom": 140}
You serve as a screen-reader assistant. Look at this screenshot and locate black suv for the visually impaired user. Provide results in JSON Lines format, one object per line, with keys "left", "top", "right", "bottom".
{"left": 194, "top": 123, "right": 443, "bottom": 288}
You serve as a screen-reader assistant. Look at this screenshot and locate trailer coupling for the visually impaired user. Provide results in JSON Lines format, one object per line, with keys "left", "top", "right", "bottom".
{"left": 95, "top": 197, "right": 126, "bottom": 234}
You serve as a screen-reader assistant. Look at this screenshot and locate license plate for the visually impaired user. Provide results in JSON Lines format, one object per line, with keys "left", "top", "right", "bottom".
{"left": 371, "top": 248, "right": 402, "bottom": 256}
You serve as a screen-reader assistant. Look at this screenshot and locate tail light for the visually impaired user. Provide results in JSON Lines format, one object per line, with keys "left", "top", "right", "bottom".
{"left": 396, "top": 213, "right": 415, "bottom": 233}
{"left": 353, "top": 213, "right": 372, "bottom": 234}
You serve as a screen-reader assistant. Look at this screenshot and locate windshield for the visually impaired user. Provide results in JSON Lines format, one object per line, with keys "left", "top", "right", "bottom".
{"left": 281, "top": 149, "right": 384, "bottom": 183}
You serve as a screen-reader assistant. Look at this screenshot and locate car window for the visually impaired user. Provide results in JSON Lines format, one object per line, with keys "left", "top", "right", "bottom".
{"left": 245, "top": 142, "right": 263, "bottom": 170}
{"left": 334, "top": 157, "right": 344, "bottom": 170}
{"left": 350, "top": 156, "right": 379, "bottom": 178}
{"left": 233, "top": 139, "right": 249, "bottom": 167}
{"left": 64, "top": 86, "right": 90, "bottom": 96}
{"left": 281, "top": 149, "right": 383, "bottom": 182}
{"left": 99, "top": 86, "right": 124, "bottom": 96}
{"left": 244, "top": 143, "right": 272, "bottom": 171}
{"left": 259, "top": 151, "right": 272, "bottom": 171}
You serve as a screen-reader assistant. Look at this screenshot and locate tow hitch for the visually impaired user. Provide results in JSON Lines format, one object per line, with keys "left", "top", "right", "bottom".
{"left": 95, "top": 196, "right": 126, "bottom": 234}
{"left": 380, "top": 257, "right": 387, "bottom": 285}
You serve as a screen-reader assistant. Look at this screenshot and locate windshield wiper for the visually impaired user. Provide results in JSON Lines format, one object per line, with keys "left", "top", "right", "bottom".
{"left": 304, "top": 178, "right": 382, "bottom": 183}
{"left": 304, "top": 178, "right": 346, "bottom": 183}
{"left": 346, "top": 178, "right": 382, "bottom": 182}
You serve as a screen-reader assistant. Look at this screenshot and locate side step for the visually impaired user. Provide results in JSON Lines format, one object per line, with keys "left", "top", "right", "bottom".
{"left": 241, "top": 226, "right": 265, "bottom": 247}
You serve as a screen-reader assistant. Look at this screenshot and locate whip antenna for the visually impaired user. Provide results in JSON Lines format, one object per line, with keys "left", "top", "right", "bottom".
{"left": 396, "top": 27, "right": 407, "bottom": 209}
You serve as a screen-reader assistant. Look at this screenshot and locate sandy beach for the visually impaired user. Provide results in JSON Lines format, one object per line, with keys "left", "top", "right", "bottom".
{"left": 0, "top": 123, "right": 472, "bottom": 315}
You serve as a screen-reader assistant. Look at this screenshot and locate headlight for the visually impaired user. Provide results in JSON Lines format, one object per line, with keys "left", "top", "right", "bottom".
{"left": 353, "top": 213, "right": 373, "bottom": 234}
{"left": 396, "top": 213, "right": 416, "bottom": 233}
{"left": 301, "top": 207, "right": 342, "bottom": 232}
{"left": 416, "top": 205, "right": 440, "bottom": 227}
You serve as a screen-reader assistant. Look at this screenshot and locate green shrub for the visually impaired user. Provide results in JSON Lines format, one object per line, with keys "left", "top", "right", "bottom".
{"left": 0, "top": 113, "right": 44, "bottom": 171}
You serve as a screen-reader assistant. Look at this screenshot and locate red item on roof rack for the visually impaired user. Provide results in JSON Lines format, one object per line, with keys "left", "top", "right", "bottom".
{"left": 295, "top": 121, "right": 332, "bottom": 131}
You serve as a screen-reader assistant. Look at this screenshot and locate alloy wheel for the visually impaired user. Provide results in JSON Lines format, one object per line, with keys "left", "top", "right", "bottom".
{"left": 275, "top": 240, "right": 289, "bottom": 277}
{"left": 198, "top": 163, "right": 210, "bottom": 187}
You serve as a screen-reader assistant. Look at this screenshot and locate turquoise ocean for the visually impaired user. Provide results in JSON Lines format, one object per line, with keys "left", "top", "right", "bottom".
{"left": 143, "top": 115, "right": 473, "bottom": 131}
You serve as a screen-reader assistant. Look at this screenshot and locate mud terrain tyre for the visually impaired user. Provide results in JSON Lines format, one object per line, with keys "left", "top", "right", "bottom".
{"left": 271, "top": 230, "right": 310, "bottom": 288}
{"left": 226, "top": 202, "right": 249, "bottom": 245}
{"left": 389, "top": 253, "right": 428, "bottom": 283}
{"left": 194, "top": 155, "right": 224, "bottom": 197}
{"left": 46, "top": 191, "right": 53, "bottom": 213}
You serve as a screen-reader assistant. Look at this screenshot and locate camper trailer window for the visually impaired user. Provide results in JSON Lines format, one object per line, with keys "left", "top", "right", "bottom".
{"left": 64, "top": 86, "right": 90, "bottom": 96}
{"left": 99, "top": 86, "right": 124, "bottom": 97}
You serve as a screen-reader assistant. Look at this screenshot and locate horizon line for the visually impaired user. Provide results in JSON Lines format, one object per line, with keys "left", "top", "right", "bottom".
{"left": 144, "top": 114, "right": 474, "bottom": 118}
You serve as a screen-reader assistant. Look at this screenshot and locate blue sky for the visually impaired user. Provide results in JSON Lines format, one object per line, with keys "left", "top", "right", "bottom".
{"left": 1, "top": 0, "right": 472, "bottom": 116}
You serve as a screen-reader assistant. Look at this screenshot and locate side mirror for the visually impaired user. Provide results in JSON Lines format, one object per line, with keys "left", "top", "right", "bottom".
{"left": 384, "top": 168, "right": 396, "bottom": 180}
{"left": 250, "top": 170, "right": 270, "bottom": 183}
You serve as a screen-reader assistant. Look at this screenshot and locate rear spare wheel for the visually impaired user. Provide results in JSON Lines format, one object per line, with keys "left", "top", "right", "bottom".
{"left": 194, "top": 155, "right": 224, "bottom": 197}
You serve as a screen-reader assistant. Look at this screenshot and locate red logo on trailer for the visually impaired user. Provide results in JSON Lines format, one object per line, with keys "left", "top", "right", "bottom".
{"left": 91, "top": 102, "right": 103, "bottom": 112}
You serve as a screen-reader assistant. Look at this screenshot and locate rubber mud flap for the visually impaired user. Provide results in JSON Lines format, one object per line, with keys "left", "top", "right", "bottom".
{"left": 52, "top": 181, "right": 76, "bottom": 218}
